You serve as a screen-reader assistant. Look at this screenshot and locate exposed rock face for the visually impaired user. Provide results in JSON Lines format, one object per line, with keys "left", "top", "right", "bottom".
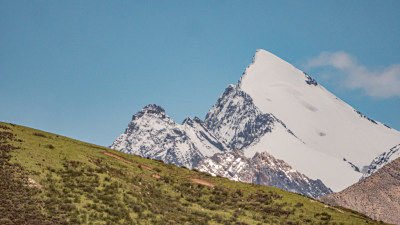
{"left": 204, "top": 84, "right": 296, "bottom": 151}
{"left": 196, "top": 150, "right": 332, "bottom": 198}
{"left": 110, "top": 104, "right": 226, "bottom": 168}
{"left": 319, "top": 158, "right": 400, "bottom": 225}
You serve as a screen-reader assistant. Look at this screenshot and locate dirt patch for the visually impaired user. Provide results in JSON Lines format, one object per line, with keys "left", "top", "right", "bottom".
{"left": 189, "top": 178, "right": 214, "bottom": 188}
{"left": 104, "top": 152, "right": 132, "bottom": 164}
{"left": 104, "top": 152, "right": 152, "bottom": 170}
{"left": 152, "top": 174, "right": 161, "bottom": 179}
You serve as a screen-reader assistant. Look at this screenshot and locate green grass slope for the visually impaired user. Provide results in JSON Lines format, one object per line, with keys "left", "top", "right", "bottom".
{"left": 0, "top": 122, "right": 388, "bottom": 225}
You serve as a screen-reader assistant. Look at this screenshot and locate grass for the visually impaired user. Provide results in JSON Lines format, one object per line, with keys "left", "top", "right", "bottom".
{"left": 0, "top": 121, "right": 389, "bottom": 225}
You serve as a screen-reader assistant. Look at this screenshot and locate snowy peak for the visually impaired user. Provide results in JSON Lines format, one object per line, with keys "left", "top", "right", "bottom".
{"left": 111, "top": 105, "right": 226, "bottom": 168}
{"left": 133, "top": 104, "right": 166, "bottom": 118}
{"left": 206, "top": 49, "right": 400, "bottom": 191}
{"left": 252, "top": 49, "right": 294, "bottom": 69}
{"left": 142, "top": 104, "right": 165, "bottom": 113}
{"left": 238, "top": 50, "right": 400, "bottom": 169}
{"left": 239, "top": 49, "right": 314, "bottom": 88}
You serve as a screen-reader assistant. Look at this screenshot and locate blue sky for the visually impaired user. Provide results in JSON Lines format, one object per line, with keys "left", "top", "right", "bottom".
{"left": 1, "top": 0, "right": 399, "bottom": 146}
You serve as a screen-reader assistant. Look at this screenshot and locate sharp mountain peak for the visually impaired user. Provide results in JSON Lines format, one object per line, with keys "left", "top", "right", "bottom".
{"left": 239, "top": 49, "right": 318, "bottom": 89}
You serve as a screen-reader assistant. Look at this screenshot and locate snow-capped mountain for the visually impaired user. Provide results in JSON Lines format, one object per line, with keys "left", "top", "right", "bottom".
{"left": 205, "top": 49, "right": 400, "bottom": 191}
{"left": 196, "top": 150, "right": 332, "bottom": 198}
{"left": 110, "top": 104, "right": 226, "bottom": 168}
{"left": 111, "top": 49, "right": 400, "bottom": 193}
{"left": 361, "top": 144, "right": 400, "bottom": 180}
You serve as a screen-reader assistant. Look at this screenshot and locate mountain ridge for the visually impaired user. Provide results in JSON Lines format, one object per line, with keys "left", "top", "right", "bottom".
{"left": 110, "top": 104, "right": 226, "bottom": 168}
{"left": 196, "top": 150, "right": 332, "bottom": 198}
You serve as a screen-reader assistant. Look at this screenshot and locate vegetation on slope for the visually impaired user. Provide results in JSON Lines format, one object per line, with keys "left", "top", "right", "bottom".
{"left": 0, "top": 122, "right": 388, "bottom": 225}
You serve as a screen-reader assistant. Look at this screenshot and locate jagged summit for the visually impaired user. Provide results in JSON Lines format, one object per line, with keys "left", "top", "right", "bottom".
{"left": 111, "top": 105, "right": 226, "bottom": 168}
{"left": 131, "top": 104, "right": 167, "bottom": 121}
{"left": 142, "top": 104, "right": 166, "bottom": 114}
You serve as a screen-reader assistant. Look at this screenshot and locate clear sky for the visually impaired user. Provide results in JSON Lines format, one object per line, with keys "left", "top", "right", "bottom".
{"left": 1, "top": 1, "right": 399, "bottom": 146}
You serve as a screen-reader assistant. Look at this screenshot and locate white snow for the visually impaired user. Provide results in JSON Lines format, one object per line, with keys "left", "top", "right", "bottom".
{"left": 243, "top": 124, "right": 361, "bottom": 191}
{"left": 110, "top": 106, "right": 226, "bottom": 168}
{"left": 238, "top": 49, "right": 400, "bottom": 191}
{"left": 182, "top": 119, "right": 224, "bottom": 157}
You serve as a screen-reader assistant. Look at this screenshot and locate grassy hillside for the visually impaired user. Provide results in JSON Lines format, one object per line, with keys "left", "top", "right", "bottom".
{"left": 0, "top": 122, "right": 387, "bottom": 225}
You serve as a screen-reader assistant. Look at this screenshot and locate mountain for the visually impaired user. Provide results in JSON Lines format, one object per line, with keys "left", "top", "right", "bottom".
{"left": 110, "top": 104, "right": 226, "bottom": 168}
{"left": 196, "top": 150, "right": 332, "bottom": 198}
{"left": 110, "top": 49, "right": 400, "bottom": 192}
{"left": 0, "top": 121, "right": 385, "bottom": 225}
{"left": 319, "top": 157, "right": 400, "bottom": 225}
{"left": 204, "top": 49, "right": 400, "bottom": 191}
{"left": 111, "top": 102, "right": 332, "bottom": 197}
